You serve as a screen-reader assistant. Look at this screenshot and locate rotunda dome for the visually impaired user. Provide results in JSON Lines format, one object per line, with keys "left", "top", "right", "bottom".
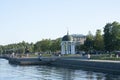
{"left": 62, "top": 34, "right": 72, "bottom": 41}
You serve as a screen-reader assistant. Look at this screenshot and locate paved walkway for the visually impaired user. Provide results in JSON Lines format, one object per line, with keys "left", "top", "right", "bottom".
{"left": 61, "top": 57, "right": 120, "bottom": 63}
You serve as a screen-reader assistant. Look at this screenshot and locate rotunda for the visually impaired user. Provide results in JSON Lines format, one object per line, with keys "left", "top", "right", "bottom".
{"left": 61, "top": 32, "right": 75, "bottom": 54}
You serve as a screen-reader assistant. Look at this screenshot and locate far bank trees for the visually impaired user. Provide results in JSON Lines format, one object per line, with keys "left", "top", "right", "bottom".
{"left": 34, "top": 38, "right": 61, "bottom": 53}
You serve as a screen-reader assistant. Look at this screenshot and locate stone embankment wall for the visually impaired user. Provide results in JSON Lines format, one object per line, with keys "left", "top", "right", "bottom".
{"left": 51, "top": 58, "right": 120, "bottom": 74}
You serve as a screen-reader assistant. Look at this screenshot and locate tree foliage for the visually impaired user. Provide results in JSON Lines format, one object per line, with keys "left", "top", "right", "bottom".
{"left": 50, "top": 38, "right": 61, "bottom": 52}
{"left": 103, "top": 23, "right": 113, "bottom": 51}
{"left": 0, "top": 41, "right": 34, "bottom": 54}
{"left": 0, "top": 38, "right": 61, "bottom": 55}
{"left": 104, "top": 21, "right": 120, "bottom": 51}
{"left": 94, "top": 29, "right": 104, "bottom": 50}
{"left": 84, "top": 31, "right": 94, "bottom": 51}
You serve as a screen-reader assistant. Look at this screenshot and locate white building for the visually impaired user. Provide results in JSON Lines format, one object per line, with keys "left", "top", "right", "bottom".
{"left": 61, "top": 33, "right": 86, "bottom": 54}
{"left": 61, "top": 33, "right": 75, "bottom": 54}
{"left": 71, "top": 34, "right": 86, "bottom": 45}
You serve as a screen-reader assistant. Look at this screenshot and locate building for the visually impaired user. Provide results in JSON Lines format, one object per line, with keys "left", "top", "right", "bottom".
{"left": 71, "top": 34, "right": 86, "bottom": 45}
{"left": 61, "top": 33, "right": 86, "bottom": 54}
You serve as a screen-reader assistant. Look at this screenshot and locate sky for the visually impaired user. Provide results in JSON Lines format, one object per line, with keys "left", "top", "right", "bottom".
{"left": 0, "top": 0, "right": 120, "bottom": 45}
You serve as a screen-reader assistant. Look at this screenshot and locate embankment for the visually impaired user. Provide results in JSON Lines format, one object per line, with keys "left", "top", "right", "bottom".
{"left": 51, "top": 58, "right": 120, "bottom": 74}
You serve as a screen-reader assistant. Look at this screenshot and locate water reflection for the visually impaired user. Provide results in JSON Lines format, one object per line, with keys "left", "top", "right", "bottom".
{"left": 0, "top": 59, "right": 120, "bottom": 80}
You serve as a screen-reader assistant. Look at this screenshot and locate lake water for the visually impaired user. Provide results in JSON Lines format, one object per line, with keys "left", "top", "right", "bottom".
{"left": 0, "top": 59, "right": 120, "bottom": 80}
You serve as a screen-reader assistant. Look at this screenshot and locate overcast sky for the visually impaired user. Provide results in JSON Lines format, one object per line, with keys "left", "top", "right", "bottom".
{"left": 0, "top": 0, "right": 120, "bottom": 45}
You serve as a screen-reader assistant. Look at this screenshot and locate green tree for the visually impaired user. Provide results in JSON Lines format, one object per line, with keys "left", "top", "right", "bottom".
{"left": 103, "top": 23, "right": 112, "bottom": 51}
{"left": 1, "top": 41, "right": 34, "bottom": 54}
{"left": 94, "top": 29, "right": 104, "bottom": 51}
{"left": 104, "top": 21, "right": 120, "bottom": 51}
{"left": 0, "top": 46, "right": 3, "bottom": 55}
{"left": 50, "top": 38, "right": 61, "bottom": 52}
{"left": 111, "top": 21, "right": 120, "bottom": 50}
{"left": 84, "top": 31, "right": 94, "bottom": 51}
{"left": 34, "top": 41, "right": 41, "bottom": 52}
{"left": 38, "top": 39, "right": 52, "bottom": 52}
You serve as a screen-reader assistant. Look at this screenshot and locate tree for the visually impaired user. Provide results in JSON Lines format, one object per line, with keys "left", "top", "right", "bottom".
{"left": 0, "top": 46, "right": 3, "bottom": 55}
{"left": 34, "top": 41, "right": 41, "bottom": 52}
{"left": 94, "top": 29, "right": 104, "bottom": 51}
{"left": 84, "top": 31, "right": 94, "bottom": 52}
{"left": 1, "top": 41, "right": 34, "bottom": 54}
{"left": 38, "top": 39, "right": 52, "bottom": 52}
{"left": 111, "top": 21, "right": 120, "bottom": 50}
{"left": 76, "top": 44, "right": 86, "bottom": 51}
{"left": 50, "top": 38, "right": 61, "bottom": 52}
{"left": 103, "top": 23, "right": 113, "bottom": 51}
{"left": 104, "top": 21, "right": 120, "bottom": 51}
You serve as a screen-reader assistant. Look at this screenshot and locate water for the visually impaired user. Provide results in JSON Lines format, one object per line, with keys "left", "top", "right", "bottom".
{"left": 0, "top": 59, "right": 120, "bottom": 80}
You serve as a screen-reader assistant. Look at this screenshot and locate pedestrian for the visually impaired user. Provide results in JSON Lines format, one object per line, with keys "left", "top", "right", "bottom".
{"left": 87, "top": 54, "right": 91, "bottom": 60}
{"left": 11, "top": 52, "right": 15, "bottom": 57}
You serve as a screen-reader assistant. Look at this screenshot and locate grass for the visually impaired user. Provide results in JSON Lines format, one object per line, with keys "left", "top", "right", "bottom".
{"left": 91, "top": 54, "right": 120, "bottom": 61}
{"left": 63, "top": 54, "right": 80, "bottom": 57}
{"left": 28, "top": 53, "right": 52, "bottom": 57}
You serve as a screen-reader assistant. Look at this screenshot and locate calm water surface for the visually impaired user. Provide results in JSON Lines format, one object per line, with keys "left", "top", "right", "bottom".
{"left": 0, "top": 59, "right": 120, "bottom": 80}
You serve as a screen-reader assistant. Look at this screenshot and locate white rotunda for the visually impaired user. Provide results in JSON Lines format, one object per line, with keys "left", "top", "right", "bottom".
{"left": 61, "top": 32, "right": 75, "bottom": 54}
